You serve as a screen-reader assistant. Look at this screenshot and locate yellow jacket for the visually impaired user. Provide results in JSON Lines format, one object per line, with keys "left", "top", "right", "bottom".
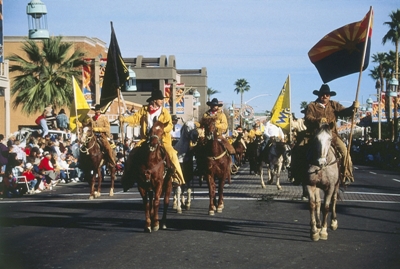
{"left": 91, "top": 115, "right": 111, "bottom": 137}
{"left": 122, "top": 106, "right": 173, "bottom": 146}
{"left": 202, "top": 108, "right": 228, "bottom": 135}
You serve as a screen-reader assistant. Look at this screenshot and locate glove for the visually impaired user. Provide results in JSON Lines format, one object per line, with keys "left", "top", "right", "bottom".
{"left": 93, "top": 127, "right": 100, "bottom": 132}
{"left": 320, "top": 117, "right": 328, "bottom": 124}
{"left": 353, "top": 101, "right": 360, "bottom": 109}
{"left": 118, "top": 115, "right": 125, "bottom": 123}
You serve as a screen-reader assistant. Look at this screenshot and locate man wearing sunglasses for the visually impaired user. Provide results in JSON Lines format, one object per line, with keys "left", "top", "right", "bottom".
{"left": 304, "top": 84, "right": 359, "bottom": 185}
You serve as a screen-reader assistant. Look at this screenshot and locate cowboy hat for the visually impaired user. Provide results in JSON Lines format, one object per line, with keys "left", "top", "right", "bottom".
{"left": 206, "top": 98, "right": 223, "bottom": 107}
{"left": 313, "top": 84, "right": 336, "bottom": 96}
{"left": 146, "top": 89, "right": 166, "bottom": 102}
{"left": 92, "top": 104, "right": 102, "bottom": 111}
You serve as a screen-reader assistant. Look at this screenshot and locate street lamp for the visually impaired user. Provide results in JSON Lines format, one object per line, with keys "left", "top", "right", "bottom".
{"left": 27, "top": 0, "right": 49, "bottom": 39}
{"left": 229, "top": 102, "right": 234, "bottom": 134}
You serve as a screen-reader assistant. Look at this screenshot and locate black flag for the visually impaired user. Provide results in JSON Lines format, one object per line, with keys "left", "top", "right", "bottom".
{"left": 99, "top": 22, "right": 129, "bottom": 112}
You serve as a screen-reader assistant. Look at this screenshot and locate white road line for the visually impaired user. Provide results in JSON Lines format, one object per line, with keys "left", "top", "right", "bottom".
{"left": 369, "top": 171, "right": 377, "bottom": 175}
{"left": 393, "top": 178, "right": 400, "bottom": 183}
{"left": 344, "top": 191, "right": 400, "bottom": 196}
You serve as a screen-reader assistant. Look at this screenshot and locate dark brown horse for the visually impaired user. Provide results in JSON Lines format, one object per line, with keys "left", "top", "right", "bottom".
{"left": 200, "top": 117, "right": 232, "bottom": 215}
{"left": 232, "top": 132, "right": 246, "bottom": 167}
{"left": 131, "top": 120, "right": 173, "bottom": 232}
{"left": 78, "top": 119, "right": 116, "bottom": 200}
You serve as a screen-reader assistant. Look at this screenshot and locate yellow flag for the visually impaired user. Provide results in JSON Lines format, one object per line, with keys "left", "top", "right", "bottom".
{"left": 69, "top": 76, "right": 90, "bottom": 132}
{"left": 270, "top": 75, "right": 291, "bottom": 133}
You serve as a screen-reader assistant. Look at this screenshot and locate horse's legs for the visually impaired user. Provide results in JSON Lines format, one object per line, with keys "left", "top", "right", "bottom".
{"left": 307, "top": 185, "right": 320, "bottom": 241}
{"left": 320, "top": 188, "right": 334, "bottom": 240}
{"left": 217, "top": 176, "right": 225, "bottom": 213}
{"left": 140, "top": 189, "right": 152, "bottom": 233}
{"left": 260, "top": 162, "right": 266, "bottom": 188}
{"left": 89, "top": 173, "right": 97, "bottom": 200}
{"left": 94, "top": 166, "right": 103, "bottom": 198}
{"left": 186, "top": 188, "right": 192, "bottom": 210}
{"left": 267, "top": 164, "right": 273, "bottom": 185}
{"left": 175, "top": 185, "right": 182, "bottom": 214}
{"left": 276, "top": 164, "right": 282, "bottom": 190}
{"left": 161, "top": 179, "right": 172, "bottom": 230}
{"left": 206, "top": 174, "right": 216, "bottom": 215}
{"left": 152, "top": 186, "right": 163, "bottom": 231}
{"left": 109, "top": 165, "right": 116, "bottom": 197}
{"left": 330, "top": 185, "right": 339, "bottom": 231}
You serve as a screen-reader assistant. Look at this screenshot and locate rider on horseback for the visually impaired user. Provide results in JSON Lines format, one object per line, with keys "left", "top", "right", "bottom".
{"left": 201, "top": 98, "right": 236, "bottom": 155}
{"left": 293, "top": 84, "right": 359, "bottom": 185}
{"left": 82, "top": 104, "right": 116, "bottom": 167}
{"left": 119, "top": 89, "right": 185, "bottom": 190}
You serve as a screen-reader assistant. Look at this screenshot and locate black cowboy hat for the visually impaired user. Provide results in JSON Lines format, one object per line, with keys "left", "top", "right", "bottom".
{"left": 313, "top": 84, "right": 336, "bottom": 97}
{"left": 206, "top": 98, "right": 223, "bottom": 107}
{"left": 92, "top": 104, "right": 102, "bottom": 111}
{"left": 146, "top": 89, "right": 166, "bottom": 102}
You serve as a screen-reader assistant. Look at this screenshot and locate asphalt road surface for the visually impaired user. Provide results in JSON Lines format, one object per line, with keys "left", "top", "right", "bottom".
{"left": 0, "top": 164, "right": 399, "bottom": 269}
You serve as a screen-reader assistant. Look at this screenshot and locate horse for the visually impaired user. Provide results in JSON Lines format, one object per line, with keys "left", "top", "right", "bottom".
{"left": 305, "top": 121, "right": 340, "bottom": 241}
{"left": 259, "top": 137, "right": 287, "bottom": 190}
{"left": 200, "top": 117, "right": 232, "bottom": 215}
{"left": 232, "top": 132, "right": 246, "bottom": 167}
{"left": 173, "top": 120, "right": 199, "bottom": 212}
{"left": 246, "top": 134, "right": 263, "bottom": 175}
{"left": 131, "top": 120, "right": 173, "bottom": 232}
{"left": 78, "top": 119, "right": 116, "bottom": 200}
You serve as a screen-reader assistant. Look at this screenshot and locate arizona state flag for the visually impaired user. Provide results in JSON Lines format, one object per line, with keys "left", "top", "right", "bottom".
{"left": 270, "top": 75, "right": 291, "bottom": 133}
{"left": 70, "top": 76, "right": 90, "bottom": 132}
{"left": 99, "top": 22, "right": 129, "bottom": 112}
{"left": 308, "top": 8, "right": 373, "bottom": 83}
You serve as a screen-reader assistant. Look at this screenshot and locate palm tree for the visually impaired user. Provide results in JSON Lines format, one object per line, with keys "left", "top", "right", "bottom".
{"left": 382, "top": 9, "right": 400, "bottom": 141}
{"left": 207, "top": 87, "right": 220, "bottom": 101}
{"left": 300, "top": 101, "right": 308, "bottom": 110}
{"left": 234, "top": 78, "right": 250, "bottom": 125}
{"left": 7, "top": 36, "right": 87, "bottom": 115}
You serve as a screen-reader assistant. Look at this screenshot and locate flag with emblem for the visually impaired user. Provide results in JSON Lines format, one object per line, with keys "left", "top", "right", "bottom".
{"left": 308, "top": 8, "right": 373, "bottom": 83}
{"left": 270, "top": 75, "right": 291, "bottom": 133}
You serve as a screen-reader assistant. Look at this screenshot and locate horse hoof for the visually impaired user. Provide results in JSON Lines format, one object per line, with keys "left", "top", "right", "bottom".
{"left": 162, "top": 224, "right": 167, "bottom": 230}
{"left": 311, "top": 232, "right": 320, "bottom": 241}
{"left": 277, "top": 185, "right": 282, "bottom": 190}
{"left": 172, "top": 204, "right": 177, "bottom": 210}
{"left": 209, "top": 210, "right": 215, "bottom": 216}
{"left": 176, "top": 208, "right": 182, "bottom": 214}
{"left": 89, "top": 195, "right": 94, "bottom": 200}
{"left": 217, "top": 207, "right": 223, "bottom": 213}
{"left": 144, "top": 227, "right": 151, "bottom": 233}
{"left": 319, "top": 231, "right": 328, "bottom": 240}
{"left": 109, "top": 189, "right": 114, "bottom": 197}
{"left": 261, "top": 185, "right": 266, "bottom": 189}
{"left": 153, "top": 225, "right": 159, "bottom": 232}
{"left": 331, "top": 220, "right": 338, "bottom": 231}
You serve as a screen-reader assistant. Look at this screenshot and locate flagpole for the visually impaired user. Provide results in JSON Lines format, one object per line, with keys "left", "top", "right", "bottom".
{"left": 117, "top": 87, "right": 126, "bottom": 162}
{"left": 288, "top": 74, "right": 292, "bottom": 143}
{"left": 72, "top": 76, "right": 79, "bottom": 138}
{"left": 345, "top": 6, "right": 373, "bottom": 178}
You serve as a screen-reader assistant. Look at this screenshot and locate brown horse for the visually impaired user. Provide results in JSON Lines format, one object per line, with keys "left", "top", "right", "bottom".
{"left": 78, "top": 119, "right": 116, "bottom": 200}
{"left": 130, "top": 120, "right": 173, "bottom": 232}
{"left": 232, "top": 132, "right": 246, "bottom": 167}
{"left": 200, "top": 117, "right": 232, "bottom": 215}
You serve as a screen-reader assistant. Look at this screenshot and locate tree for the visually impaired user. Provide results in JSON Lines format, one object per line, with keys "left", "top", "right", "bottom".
{"left": 382, "top": 9, "right": 400, "bottom": 141}
{"left": 234, "top": 78, "right": 250, "bottom": 125}
{"left": 300, "top": 101, "right": 308, "bottom": 110}
{"left": 207, "top": 87, "right": 220, "bottom": 101}
{"left": 7, "top": 36, "right": 87, "bottom": 115}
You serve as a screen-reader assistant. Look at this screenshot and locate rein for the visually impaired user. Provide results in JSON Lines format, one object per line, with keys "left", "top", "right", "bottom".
{"left": 80, "top": 132, "right": 97, "bottom": 154}
{"left": 207, "top": 149, "right": 229, "bottom": 160}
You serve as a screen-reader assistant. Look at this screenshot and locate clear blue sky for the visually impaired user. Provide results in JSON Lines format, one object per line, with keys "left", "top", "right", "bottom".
{"left": 4, "top": 0, "right": 399, "bottom": 117}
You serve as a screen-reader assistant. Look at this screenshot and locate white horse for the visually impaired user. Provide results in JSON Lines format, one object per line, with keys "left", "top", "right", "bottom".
{"left": 173, "top": 120, "right": 198, "bottom": 213}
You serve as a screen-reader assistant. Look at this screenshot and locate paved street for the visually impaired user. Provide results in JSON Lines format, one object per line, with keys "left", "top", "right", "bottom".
{"left": 0, "top": 164, "right": 399, "bottom": 269}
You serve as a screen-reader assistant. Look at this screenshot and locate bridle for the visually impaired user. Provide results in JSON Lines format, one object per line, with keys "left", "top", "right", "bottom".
{"left": 79, "top": 126, "right": 97, "bottom": 154}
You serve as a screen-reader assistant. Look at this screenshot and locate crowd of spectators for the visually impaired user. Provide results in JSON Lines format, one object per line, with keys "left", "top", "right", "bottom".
{"left": 0, "top": 132, "right": 82, "bottom": 198}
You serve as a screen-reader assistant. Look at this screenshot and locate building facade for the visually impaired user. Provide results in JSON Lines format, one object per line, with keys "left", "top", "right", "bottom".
{"left": 0, "top": 36, "right": 207, "bottom": 136}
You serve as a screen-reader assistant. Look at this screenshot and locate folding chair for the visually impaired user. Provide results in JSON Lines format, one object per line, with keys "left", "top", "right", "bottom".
{"left": 16, "top": 176, "right": 31, "bottom": 194}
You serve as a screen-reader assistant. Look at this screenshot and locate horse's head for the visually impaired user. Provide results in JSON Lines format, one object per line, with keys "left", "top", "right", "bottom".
{"left": 201, "top": 117, "right": 217, "bottom": 140}
{"left": 312, "top": 122, "right": 332, "bottom": 167}
{"left": 79, "top": 118, "right": 94, "bottom": 145}
{"left": 148, "top": 121, "right": 167, "bottom": 151}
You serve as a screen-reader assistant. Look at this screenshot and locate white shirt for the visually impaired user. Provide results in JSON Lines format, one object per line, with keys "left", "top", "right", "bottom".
{"left": 171, "top": 123, "right": 182, "bottom": 139}
{"left": 264, "top": 121, "right": 285, "bottom": 140}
